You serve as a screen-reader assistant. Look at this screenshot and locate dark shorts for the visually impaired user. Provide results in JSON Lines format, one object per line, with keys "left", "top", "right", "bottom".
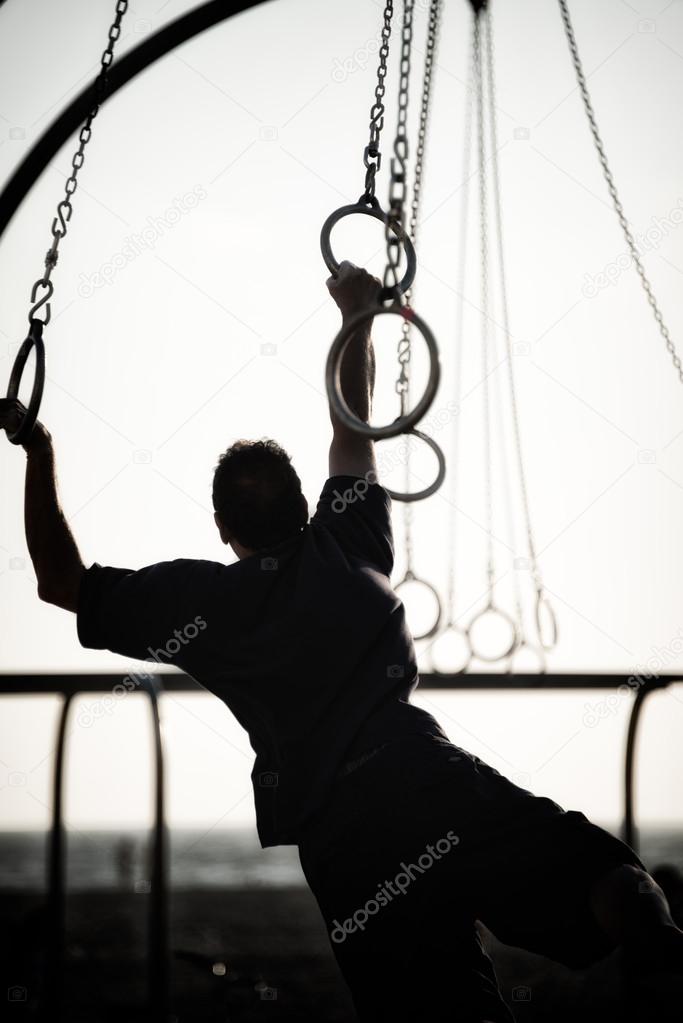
{"left": 298, "top": 734, "right": 645, "bottom": 1022}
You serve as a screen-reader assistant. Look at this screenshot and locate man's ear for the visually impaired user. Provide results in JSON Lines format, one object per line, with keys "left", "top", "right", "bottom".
{"left": 214, "top": 512, "right": 229, "bottom": 545}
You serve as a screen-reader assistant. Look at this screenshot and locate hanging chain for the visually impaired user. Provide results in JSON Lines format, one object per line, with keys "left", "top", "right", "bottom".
{"left": 362, "top": 0, "right": 394, "bottom": 204}
{"left": 27, "top": 1, "right": 129, "bottom": 326}
{"left": 384, "top": 0, "right": 415, "bottom": 309}
{"left": 484, "top": 8, "right": 555, "bottom": 649}
{"left": 473, "top": 11, "right": 495, "bottom": 600}
{"left": 445, "top": 13, "right": 476, "bottom": 625}
{"left": 557, "top": 0, "right": 683, "bottom": 386}
{"left": 397, "top": 0, "right": 441, "bottom": 574}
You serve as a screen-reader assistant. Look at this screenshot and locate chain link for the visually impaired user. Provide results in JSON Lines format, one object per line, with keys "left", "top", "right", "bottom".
{"left": 444, "top": 11, "right": 475, "bottom": 625}
{"left": 362, "top": 1, "right": 394, "bottom": 204}
{"left": 557, "top": 0, "right": 683, "bottom": 386}
{"left": 384, "top": 0, "right": 415, "bottom": 310}
{"left": 472, "top": 12, "right": 496, "bottom": 596}
{"left": 396, "top": 0, "right": 441, "bottom": 418}
{"left": 27, "top": 1, "right": 129, "bottom": 325}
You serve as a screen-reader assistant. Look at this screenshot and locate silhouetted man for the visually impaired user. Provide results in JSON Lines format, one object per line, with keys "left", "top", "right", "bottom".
{"left": 2, "top": 261, "right": 682, "bottom": 1021}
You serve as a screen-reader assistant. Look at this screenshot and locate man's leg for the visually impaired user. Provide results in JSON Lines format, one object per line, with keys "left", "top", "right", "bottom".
{"left": 588, "top": 863, "right": 683, "bottom": 969}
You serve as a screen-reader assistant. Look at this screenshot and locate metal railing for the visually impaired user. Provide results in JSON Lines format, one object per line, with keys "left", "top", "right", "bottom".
{"left": 1, "top": 670, "right": 679, "bottom": 1019}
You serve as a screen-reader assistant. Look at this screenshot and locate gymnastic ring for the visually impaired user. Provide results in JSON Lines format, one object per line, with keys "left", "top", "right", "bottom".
{"left": 5, "top": 319, "right": 45, "bottom": 446}
{"left": 326, "top": 305, "right": 440, "bottom": 440}
{"left": 466, "top": 603, "right": 519, "bottom": 663}
{"left": 428, "top": 622, "right": 472, "bottom": 675}
{"left": 505, "top": 639, "right": 547, "bottom": 676}
{"left": 394, "top": 569, "right": 443, "bottom": 641}
{"left": 383, "top": 428, "right": 446, "bottom": 502}
{"left": 534, "top": 591, "right": 558, "bottom": 652}
{"left": 320, "top": 197, "right": 417, "bottom": 296}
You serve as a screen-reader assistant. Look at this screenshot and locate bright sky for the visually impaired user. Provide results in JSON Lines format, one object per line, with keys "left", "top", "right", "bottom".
{"left": 1, "top": 0, "right": 682, "bottom": 835}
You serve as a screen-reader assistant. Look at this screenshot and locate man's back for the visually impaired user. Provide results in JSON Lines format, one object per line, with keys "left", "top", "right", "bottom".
{"left": 77, "top": 474, "right": 444, "bottom": 845}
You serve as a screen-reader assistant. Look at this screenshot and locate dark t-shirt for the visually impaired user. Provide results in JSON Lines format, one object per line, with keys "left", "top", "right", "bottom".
{"left": 77, "top": 476, "right": 446, "bottom": 846}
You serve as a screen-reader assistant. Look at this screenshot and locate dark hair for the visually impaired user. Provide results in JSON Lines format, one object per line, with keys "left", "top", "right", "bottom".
{"left": 212, "top": 439, "right": 308, "bottom": 551}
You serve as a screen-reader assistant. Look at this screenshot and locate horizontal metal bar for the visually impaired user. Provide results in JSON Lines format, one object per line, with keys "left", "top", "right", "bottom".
{"left": 0, "top": 672, "right": 680, "bottom": 694}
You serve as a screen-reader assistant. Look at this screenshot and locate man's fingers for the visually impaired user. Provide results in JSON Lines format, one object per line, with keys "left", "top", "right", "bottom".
{"left": 0, "top": 398, "right": 26, "bottom": 432}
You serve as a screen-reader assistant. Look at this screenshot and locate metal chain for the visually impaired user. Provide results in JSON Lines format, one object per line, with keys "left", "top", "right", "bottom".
{"left": 384, "top": 0, "right": 415, "bottom": 309}
{"left": 362, "top": 0, "right": 394, "bottom": 204}
{"left": 445, "top": 13, "right": 476, "bottom": 625}
{"left": 398, "top": 0, "right": 442, "bottom": 572}
{"left": 27, "top": 1, "right": 129, "bottom": 326}
{"left": 397, "top": 0, "right": 441, "bottom": 407}
{"left": 474, "top": 12, "right": 495, "bottom": 598}
{"left": 484, "top": 8, "right": 555, "bottom": 647}
{"left": 557, "top": 0, "right": 683, "bottom": 386}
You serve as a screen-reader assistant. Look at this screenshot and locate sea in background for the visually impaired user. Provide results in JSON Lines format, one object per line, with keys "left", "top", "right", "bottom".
{"left": 1, "top": 824, "right": 682, "bottom": 891}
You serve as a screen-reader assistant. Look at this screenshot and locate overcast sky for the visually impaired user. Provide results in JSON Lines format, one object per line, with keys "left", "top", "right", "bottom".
{"left": 1, "top": 0, "right": 682, "bottom": 835}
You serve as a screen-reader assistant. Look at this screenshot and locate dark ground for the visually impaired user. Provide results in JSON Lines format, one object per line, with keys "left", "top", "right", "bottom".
{"left": 3, "top": 882, "right": 671, "bottom": 1022}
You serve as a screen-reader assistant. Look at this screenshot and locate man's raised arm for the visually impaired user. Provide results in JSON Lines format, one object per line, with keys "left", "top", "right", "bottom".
{"left": 325, "top": 261, "right": 381, "bottom": 479}
{"left": 1, "top": 399, "right": 84, "bottom": 612}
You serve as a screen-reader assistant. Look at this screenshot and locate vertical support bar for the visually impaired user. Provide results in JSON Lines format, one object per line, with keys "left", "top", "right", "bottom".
{"left": 143, "top": 677, "right": 169, "bottom": 1022}
{"left": 623, "top": 684, "right": 651, "bottom": 857}
{"left": 41, "top": 691, "right": 74, "bottom": 1020}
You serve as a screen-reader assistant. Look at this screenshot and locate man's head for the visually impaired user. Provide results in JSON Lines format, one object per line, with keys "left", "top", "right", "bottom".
{"left": 212, "top": 439, "right": 308, "bottom": 558}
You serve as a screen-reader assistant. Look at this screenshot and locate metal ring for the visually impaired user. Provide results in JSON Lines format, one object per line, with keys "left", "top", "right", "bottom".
{"left": 429, "top": 622, "right": 472, "bottom": 675}
{"left": 6, "top": 320, "right": 45, "bottom": 446}
{"left": 505, "top": 639, "right": 547, "bottom": 676}
{"left": 466, "top": 603, "right": 519, "bottom": 663}
{"left": 383, "top": 428, "right": 446, "bottom": 502}
{"left": 394, "top": 570, "right": 443, "bottom": 641}
{"left": 534, "top": 592, "right": 558, "bottom": 652}
{"left": 326, "top": 304, "right": 441, "bottom": 440}
{"left": 320, "top": 199, "right": 417, "bottom": 296}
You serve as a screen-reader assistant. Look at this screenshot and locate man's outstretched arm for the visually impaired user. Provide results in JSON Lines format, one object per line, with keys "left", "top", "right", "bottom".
{"left": 326, "top": 261, "right": 381, "bottom": 479}
{"left": 1, "top": 399, "right": 84, "bottom": 612}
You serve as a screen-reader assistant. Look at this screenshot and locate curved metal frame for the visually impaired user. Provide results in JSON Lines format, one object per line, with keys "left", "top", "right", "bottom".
{"left": 384, "top": 427, "right": 446, "bottom": 502}
{"left": 325, "top": 304, "right": 441, "bottom": 440}
{"left": 6, "top": 320, "right": 45, "bottom": 446}
{"left": 466, "top": 603, "right": 519, "bottom": 664}
{"left": 534, "top": 591, "right": 559, "bottom": 653}
{"left": 0, "top": 1, "right": 266, "bottom": 242}
{"left": 394, "top": 569, "right": 443, "bottom": 641}
{"left": 428, "top": 622, "right": 473, "bottom": 676}
{"left": 320, "top": 198, "right": 417, "bottom": 296}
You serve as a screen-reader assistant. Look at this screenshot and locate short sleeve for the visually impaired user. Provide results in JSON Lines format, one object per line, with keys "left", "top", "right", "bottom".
{"left": 77, "top": 560, "right": 215, "bottom": 663}
{"left": 311, "top": 476, "right": 394, "bottom": 575}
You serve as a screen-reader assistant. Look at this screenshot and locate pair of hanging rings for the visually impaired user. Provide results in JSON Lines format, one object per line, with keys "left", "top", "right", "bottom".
{"left": 321, "top": 198, "right": 444, "bottom": 502}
